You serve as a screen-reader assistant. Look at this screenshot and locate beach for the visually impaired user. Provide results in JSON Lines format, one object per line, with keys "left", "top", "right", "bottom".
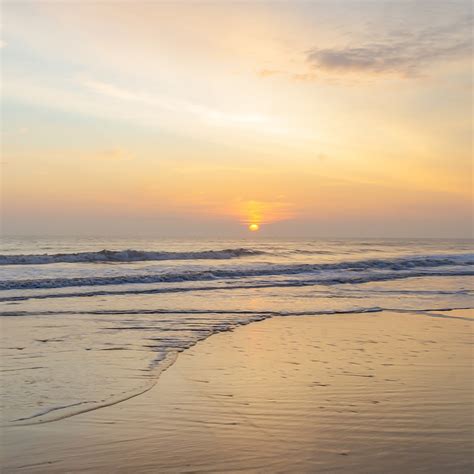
{"left": 2, "top": 308, "right": 472, "bottom": 473}
{"left": 3, "top": 1, "right": 473, "bottom": 471}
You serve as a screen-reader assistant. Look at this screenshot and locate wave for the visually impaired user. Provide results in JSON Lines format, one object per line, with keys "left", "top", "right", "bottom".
{"left": 0, "top": 248, "right": 265, "bottom": 265}
{"left": 1, "top": 271, "right": 473, "bottom": 304}
{"left": 1, "top": 307, "right": 386, "bottom": 318}
{"left": 4, "top": 306, "right": 473, "bottom": 318}
{"left": 0, "top": 253, "right": 472, "bottom": 292}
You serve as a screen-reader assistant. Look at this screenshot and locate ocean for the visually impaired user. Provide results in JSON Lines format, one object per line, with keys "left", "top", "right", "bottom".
{"left": 1, "top": 237, "right": 472, "bottom": 426}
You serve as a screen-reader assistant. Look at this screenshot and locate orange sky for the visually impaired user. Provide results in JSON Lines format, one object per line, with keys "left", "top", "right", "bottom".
{"left": 2, "top": 1, "right": 472, "bottom": 237}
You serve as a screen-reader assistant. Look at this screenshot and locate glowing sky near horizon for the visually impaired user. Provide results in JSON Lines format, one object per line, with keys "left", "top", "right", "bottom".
{"left": 2, "top": 1, "right": 472, "bottom": 237}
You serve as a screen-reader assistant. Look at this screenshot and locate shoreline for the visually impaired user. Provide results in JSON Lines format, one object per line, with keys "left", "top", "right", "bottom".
{"left": 3, "top": 307, "right": 388, "bottom": 428}
{"left": 2, "top": 309, "right": 473, "bottom": 473}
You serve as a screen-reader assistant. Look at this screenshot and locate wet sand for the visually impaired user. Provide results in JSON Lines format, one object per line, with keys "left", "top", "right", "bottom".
{"left": 1, "top": 309, "right": 473, "bottom": 473}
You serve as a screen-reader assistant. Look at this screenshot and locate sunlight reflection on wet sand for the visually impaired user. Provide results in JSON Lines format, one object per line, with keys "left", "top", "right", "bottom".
{"left": 2, "top": 310, "right": 472, "bottom": 473}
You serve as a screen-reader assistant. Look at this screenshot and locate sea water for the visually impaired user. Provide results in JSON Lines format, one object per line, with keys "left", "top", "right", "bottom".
{"left": 1, "top": 237, "right": 472, "bottom": 425}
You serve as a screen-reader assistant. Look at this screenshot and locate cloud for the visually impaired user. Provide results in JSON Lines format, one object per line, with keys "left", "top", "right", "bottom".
{"left": 83, "top": 79, "right": 270, "bottom": 128}
{"left": 258, "top": 69, "right": 281, "bottom": 78}
{"left": 291, "top": 73, "right": 318, "bottom": 82}
{"left": 307, "top": 15, "right": 472, "bottom": 77}
{"left": 83, "top": 80, "right": 140, "bottom": 102}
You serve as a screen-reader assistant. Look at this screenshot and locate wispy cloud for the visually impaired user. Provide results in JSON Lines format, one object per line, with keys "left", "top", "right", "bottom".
{"left": 83, "top": 80, "right": 140, "bottom": 102}
{"left": 258, "top": 69, "right": 281, "bottom": 78}
{"left": 306, "top": 15, "right": 472, "bottom": 77}
{"left": 83, "top": 79, "right": 268, "bottom": 126}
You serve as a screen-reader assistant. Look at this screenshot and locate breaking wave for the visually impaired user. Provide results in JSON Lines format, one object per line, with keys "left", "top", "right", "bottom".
{"left": 0, "top": 248, "right": 265, "bottom": 265}
{"left": 0, "top": 253, "right": 472, "bottom": 293}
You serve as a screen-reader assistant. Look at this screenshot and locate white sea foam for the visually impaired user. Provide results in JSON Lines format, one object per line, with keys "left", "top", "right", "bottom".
{"left": 0, "top": 253, "right": 472, "bottom": 292}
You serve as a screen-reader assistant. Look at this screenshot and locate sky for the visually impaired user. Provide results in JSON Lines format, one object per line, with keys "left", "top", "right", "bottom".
{"left": 1, "top": 0, "right": 473, "bottom": 238}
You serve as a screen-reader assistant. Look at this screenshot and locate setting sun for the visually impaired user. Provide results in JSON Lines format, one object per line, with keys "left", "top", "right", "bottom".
{"left": 248, "top": 224, "right": 259, "bottom": 232}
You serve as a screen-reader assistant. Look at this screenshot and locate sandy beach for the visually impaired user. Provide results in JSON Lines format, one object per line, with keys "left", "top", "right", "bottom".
{"left": 2, "top": 309, "right": 472, "bottom": 473}
{"left": 3, "top": 0, "right": 473, "bottom": 471}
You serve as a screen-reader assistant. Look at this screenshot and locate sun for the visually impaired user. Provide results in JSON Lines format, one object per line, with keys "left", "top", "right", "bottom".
{"left": 248, "top": 223, "right": 259, "bottom": 232}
